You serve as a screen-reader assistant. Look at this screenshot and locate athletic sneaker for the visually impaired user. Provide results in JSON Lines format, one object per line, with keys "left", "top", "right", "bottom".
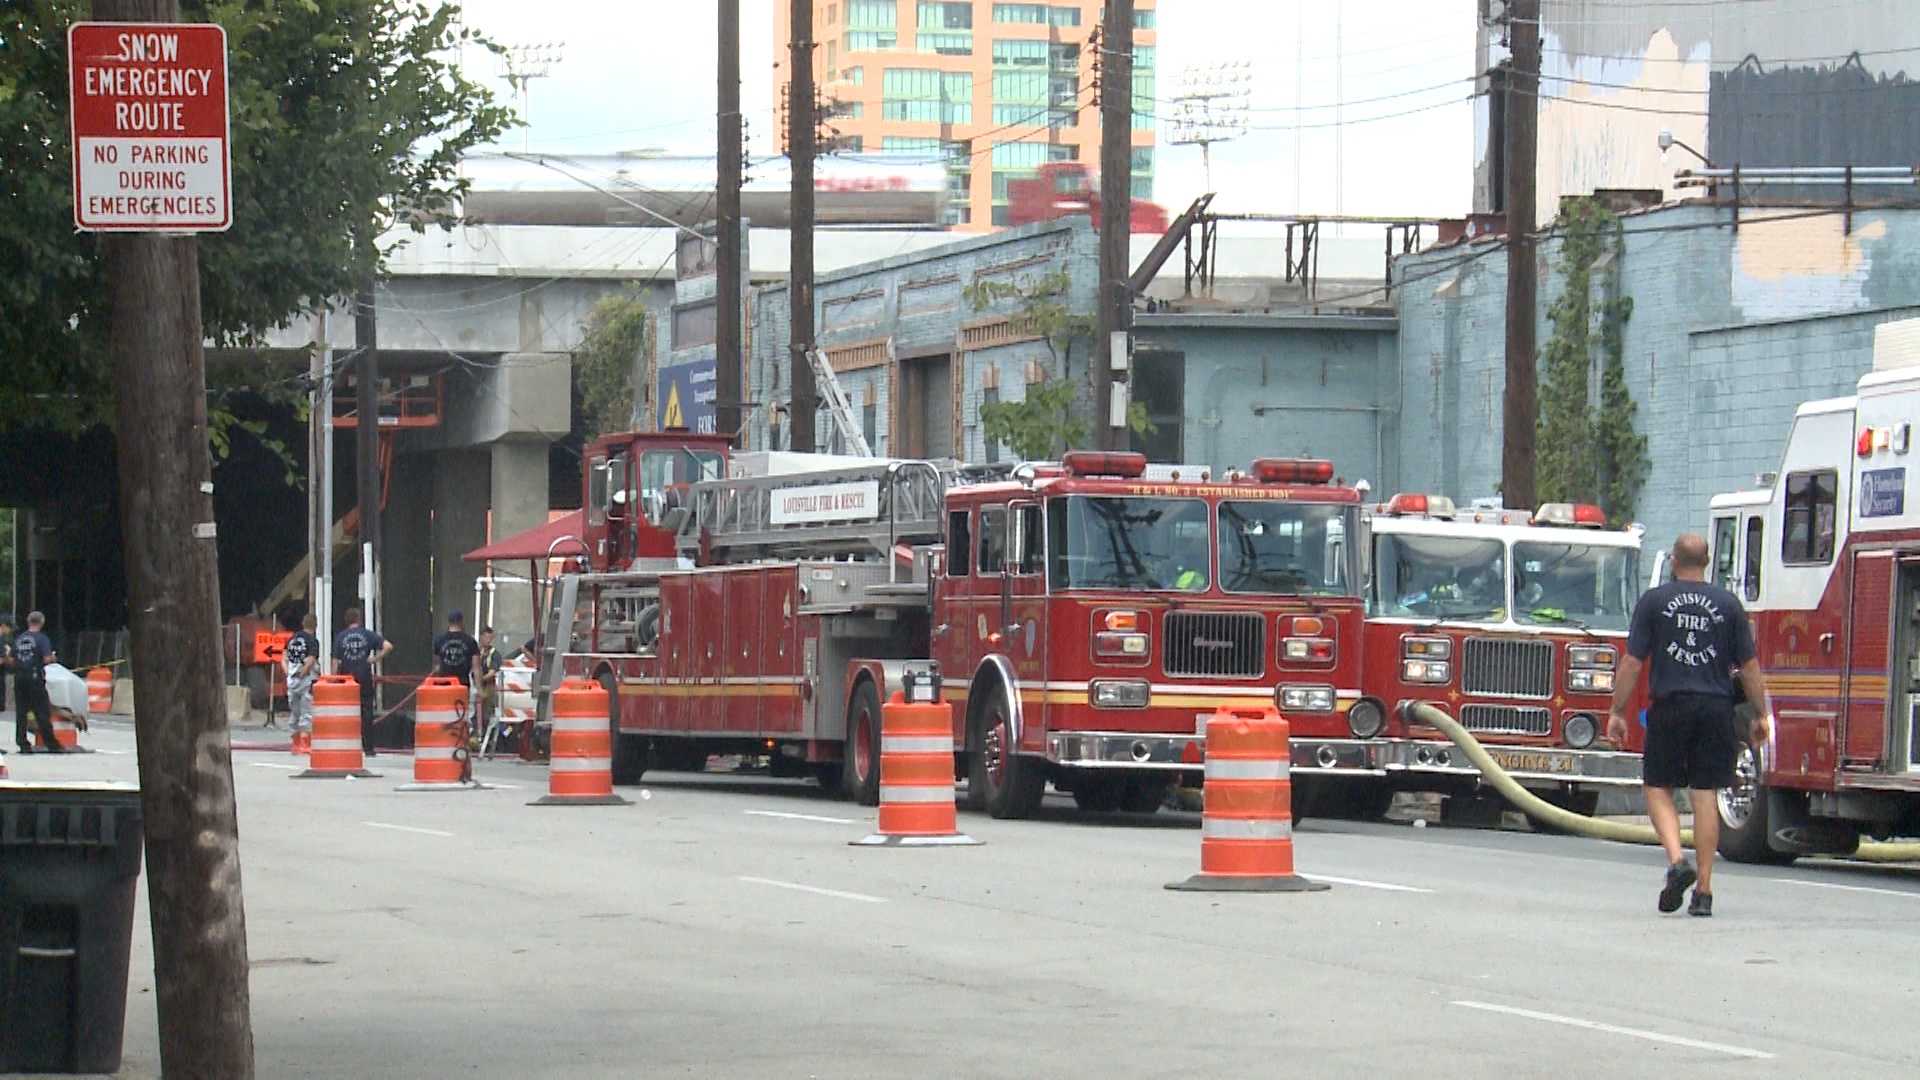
{"left": 1659, "top": 858, "right": 1698, "bottom": 913}
{"left": 1688, "top": 891, "right": 1713, "bottom": 918}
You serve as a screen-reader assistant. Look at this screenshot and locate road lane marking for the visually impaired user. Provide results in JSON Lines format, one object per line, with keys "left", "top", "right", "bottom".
{"left": 1450, "top": 1001, "right": 1773, "bottom": 1060}
{"left": 249, "top": 762, "right": 302, "bottom": 771}
{"left": 1770, "top": 877, "right": 1920, "bottom": 900}
{"left": 745, "top": 809, "right": 859, "bottom": 825}
{"left": 363, "top": 821, "right": 453, "bottom": 838}
{"left": 737, "top": 876, "right": 885, "bottom": 904}
{"left": 1305, "top": 874, "right": 1434, "bottom": 894}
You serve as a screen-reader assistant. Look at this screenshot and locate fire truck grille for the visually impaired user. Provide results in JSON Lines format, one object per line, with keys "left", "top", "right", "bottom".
{"left": 1163, "top": 612, "right": 1265, "bottom": 679}
{"left": 1461, "top": 637, "right": 1554, "bottom": 699}
{"left": 1459, "top": 704, "right": 1554, "bottom": 738}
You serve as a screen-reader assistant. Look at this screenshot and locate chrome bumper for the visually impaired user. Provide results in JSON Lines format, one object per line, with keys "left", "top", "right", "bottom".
{"left": 1290, "top": 738, "right": 1644, "bottom": 788}
{"left": 1046, "top": 731, "right": 1205, "bottom": 771}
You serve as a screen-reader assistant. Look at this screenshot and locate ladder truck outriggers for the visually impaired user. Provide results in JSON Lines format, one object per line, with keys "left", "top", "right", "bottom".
{"left": 535, "top": 439, "right": 1366, "bottom": 817}
{"left": 1289, "top": 495, "right": 1648, "bottom": 824}
{"left": 1705, "top": 319, "right": 1920, "bottom": 861}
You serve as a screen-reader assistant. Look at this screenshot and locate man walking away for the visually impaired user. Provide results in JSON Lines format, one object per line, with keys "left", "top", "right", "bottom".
{"left": 432, "top": 610, "right": 482, "bottom": 687}
{"left": 1609, "top": 534, "right": 1774, "bottom": 917}
{"left": 12, "top": 612, "right": 61, "bottom": 754}
{"left": 284, "top": 613, "right": 322, "bottom": 753}
{"left": 333, "top": 607, "right": 392, "bottom": 756}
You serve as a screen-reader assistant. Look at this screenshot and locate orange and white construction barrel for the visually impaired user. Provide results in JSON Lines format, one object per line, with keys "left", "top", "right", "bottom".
{"left": 852, "top": 690, "right": 979, "bottom": 848}
{"left": 399, "top": 676, "right": 485, "bottom": 791}
{"left": 48, "top": 712, "right": 83, "bottom": 752}
{"left": 1167, "top": 705, "right": 1326, "bottom": 893}
{"left": 86, "top": 667, "right": 114, "bottom": 715}
{"left": 293, "top": 674, "right": 379, "bottom": 779}
{"left": 530, "top": 677, "right": 629, "bottom": 806}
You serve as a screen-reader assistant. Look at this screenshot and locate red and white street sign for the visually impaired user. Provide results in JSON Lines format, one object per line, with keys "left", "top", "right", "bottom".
{"left": 67, "top": 22, "right": 231, "bottom": 232}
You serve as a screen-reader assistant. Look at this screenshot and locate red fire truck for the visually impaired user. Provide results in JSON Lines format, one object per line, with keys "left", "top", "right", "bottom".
{"left": 1288, "top": 495, "right": 1647, "bottom": 824}
{"left": 1705, "top": 326, "right": 1920, "bottom": 861}
{"left": 1006, "top": 162, "right": 1171, "bottom": 234}
{"left": 537, "top": 440, "right": 1364, "bottom": 817}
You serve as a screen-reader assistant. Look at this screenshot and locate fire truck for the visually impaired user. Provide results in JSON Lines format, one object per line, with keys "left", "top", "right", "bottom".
{"left": 1287, "top": 495, "right": 1647, "bottom": 824}
{"left": 537, "top": 440, "right": 1365, "bottom": 818}
{"left": 1705, "top": 320, "right": 1920, "bottom": 861}
{"left": 1005, "top": 162, "right": 1171, "bottom": 234}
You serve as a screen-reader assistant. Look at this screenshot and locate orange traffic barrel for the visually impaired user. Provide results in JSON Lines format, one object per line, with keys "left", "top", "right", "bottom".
{"left": 293, "top": 675, "right": 379, "bottom": 779}
{"left": 86, "top": 667, "right": 113, "bottom": 715}
{"left": 46, "top": 712, "right": 83, "bottom": 752}
{"left": 1167, "top": 705, "right": 1326, "bottom": 893}
{"left": 852, "top": 690, "right": 979, "bottom": 848}
{"left": 530, "top": 677, "right": 629, "bottom": 806}
{"left": 399, "top": 677, "right": 485, "bottom": 791}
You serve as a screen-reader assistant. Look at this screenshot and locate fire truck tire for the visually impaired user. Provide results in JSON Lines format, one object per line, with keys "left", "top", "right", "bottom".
{"left": 1119, "top": 774, "right": 1173, "bottom": 815}
{"left": 1070, "top": 773, "right": 1123, "bottom": 812}
{"left": 970, "top": 692, "right": 1045, "bottom": 819}
{"left": 843, "top": 679, "right": 883, "bottom": 806}
{"left": 1716, "top": 740, "right": 1795, "bottom": 865}
{"left": 1340, "top": 781, "right": 1396, "bottom": 822}
{"left": 604, "top": 673, "right": 648, "bottom": 786}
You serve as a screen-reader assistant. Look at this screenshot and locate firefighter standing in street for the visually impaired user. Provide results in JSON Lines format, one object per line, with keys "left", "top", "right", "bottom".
{"left": 333, "top": 607, "right": 392, "bottom": 756}
{"left": 11, "top": 611, "right": 61, "bottom": 754}
{"left": 431, "top": 610, "right": 482, "bottom": 686}
{"left": 1609, "top": 534, "right": 1774, "bottom": 918}
{"left": 284, "top": 613, "right": 322, "bottom": 752}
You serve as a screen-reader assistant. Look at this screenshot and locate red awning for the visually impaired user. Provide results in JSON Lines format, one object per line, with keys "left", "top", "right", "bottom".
{"left": 463, "top": 509, "right": 588, "bottom": 563}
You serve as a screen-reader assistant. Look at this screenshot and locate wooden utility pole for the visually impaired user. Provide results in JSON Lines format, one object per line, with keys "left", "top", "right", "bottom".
{"left": 788, "top": 0, "right": 818, "bottom": 451}
{"left": 1095, "top": 0, "right": 1134, "bottom": 452}
{"left": 716, "top": 0, "right": 745, "bottom": 445}
{"left": 1501, "top": 0, "right": 1540, "bottom": 509}
{"left": 353, "top": 267, "right": 380, "bottom": 631}
{"left": 94, "top": 1, "right": 256, "bottom": 1074}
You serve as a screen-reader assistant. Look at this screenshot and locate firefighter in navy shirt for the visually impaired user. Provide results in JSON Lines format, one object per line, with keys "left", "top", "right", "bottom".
{"left": 284, "top": 614, "right": 322, "bottom": 751}
{"left": 431, "top": 610, "right": 483, "bottom": 686}
{"left": 1610, "top": 534, "right": 1774, "bottom": 918}
{"left": 333, "top": 607, "right": 392, "bottom": 755}
{"left": 11, "top": 611, "right": 61, "bottom": 754}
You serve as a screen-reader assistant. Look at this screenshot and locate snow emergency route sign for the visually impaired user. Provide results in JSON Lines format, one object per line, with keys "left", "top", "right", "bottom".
{"left": 67, "top": 22, "right": 232, "bottom": 232}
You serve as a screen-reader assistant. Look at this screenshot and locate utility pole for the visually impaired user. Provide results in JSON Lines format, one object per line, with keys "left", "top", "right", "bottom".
{"left": 93, "top": 1, "right": 256, "bottom": 1075}
{"left": 716, "top": 0, "right": 745, "bottom": 445}
{"left": 1096, "top": 0, "right": 1134, "bottom": 452}
{"left": 1501, "top": 0, "right": 1540, "bottom": 509}
{"left": 787, "top": 0, "right": 818, "bottom": 451}
{"left": 353, "top": 263, "right": 381, "bottom": 639}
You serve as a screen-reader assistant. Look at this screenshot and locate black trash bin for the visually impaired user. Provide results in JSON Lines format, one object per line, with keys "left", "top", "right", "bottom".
{"left": 0, "top": 781, "right": 144, "bottom": 1075}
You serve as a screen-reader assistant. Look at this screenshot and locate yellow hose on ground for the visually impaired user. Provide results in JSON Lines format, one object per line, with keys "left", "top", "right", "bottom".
{"left": 1405, "top": 702, "right": 1920, "bottom": 864}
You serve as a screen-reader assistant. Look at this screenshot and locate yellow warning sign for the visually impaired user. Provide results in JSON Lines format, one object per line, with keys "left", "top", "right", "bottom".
{"left": 662, "top": 382, "right": 684, "bottom": 428}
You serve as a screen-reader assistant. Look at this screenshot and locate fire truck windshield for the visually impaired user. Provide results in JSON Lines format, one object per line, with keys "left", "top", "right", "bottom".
{"left": 1047, "top": 495, "right": 1211, "bottom": 591}
{"left": 1373, "top": 535, "right": 1507, "bottom": 621}
{"left": 1512, "top": 542, "right": 1640, "bottom": 632}
{"left": 638, "top": 449, "right": 724, "bottom": 520}
{"left": 1217, "top": 501, "right": 1357, "bottom": 596}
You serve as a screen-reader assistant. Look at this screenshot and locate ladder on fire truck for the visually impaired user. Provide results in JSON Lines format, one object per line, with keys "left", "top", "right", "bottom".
{"left": 679, "top": 457, "right": 952, "bottom": 566}
{"left": 807, "top": 347, "right": 874, "bottom": 458}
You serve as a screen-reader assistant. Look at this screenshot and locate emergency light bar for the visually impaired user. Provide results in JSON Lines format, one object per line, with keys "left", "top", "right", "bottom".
{"left": 1061, "top": 451, "right": 1148, "bottom": 479}
{"left": 1250, "top": 458, "right": 1335, "bottom": 485}
{"left": 1383, "top": 493, "right": 1456, "bottom": 518}
{"left": 1533, "top": 503, "right": 1607, "bottom": 528}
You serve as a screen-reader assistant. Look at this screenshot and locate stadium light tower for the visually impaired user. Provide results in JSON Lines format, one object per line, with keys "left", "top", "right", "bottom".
{"left": 1168, "top": 61, "right": 1252, "bottom": 194}
{"left": 499, "top": 42, "right": 565, "bottom": 152}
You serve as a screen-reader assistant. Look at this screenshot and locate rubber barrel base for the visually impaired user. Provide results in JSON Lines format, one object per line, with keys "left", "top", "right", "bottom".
{"left": 292, "top": 768, "right": 381, "bottom": 779}
{"left": 528, "top": 793, "right": 632, "bottom": 806}
{"left": 850, "top": 833, "right": 983, "bottom": 847}
{"left": 1165, "top": 873, "right": 1330, "bottom": 893}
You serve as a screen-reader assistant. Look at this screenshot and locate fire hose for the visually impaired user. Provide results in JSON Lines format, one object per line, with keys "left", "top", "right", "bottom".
{"left": 1404, "top": 701, "right": 1920, "bottom": 864}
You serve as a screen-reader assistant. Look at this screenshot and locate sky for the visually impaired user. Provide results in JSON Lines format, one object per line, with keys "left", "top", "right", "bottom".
{"left": 453, "top": 0, "right": 1480, "bottom": 220}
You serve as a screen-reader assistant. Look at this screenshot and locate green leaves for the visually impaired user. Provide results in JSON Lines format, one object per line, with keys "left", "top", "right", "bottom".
{"left": 1535, "top": 198, "right": 1647, "bottom": 524}
{"left": 575, "top": 289, "right": 652, "bottom": 438}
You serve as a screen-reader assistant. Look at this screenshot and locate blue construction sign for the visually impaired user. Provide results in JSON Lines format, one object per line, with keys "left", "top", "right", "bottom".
{"left": 658, "top": 357, "right": 717, "bottom": 434}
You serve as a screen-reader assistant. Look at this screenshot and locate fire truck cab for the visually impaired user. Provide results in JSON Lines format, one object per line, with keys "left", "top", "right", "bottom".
{"left": 1707, "top": 319, "right": 1920, "bottom": 860}
{"left": 1290, "top": 494, "right": 1646, "bottom": 821}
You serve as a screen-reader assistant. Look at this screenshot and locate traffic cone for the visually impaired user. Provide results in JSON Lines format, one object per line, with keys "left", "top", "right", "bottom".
{"left": 852, "top": 691, "right": 979, "bottom": 848}
{"left": 530, "top": 678, "right": 630, "bottom": 806}
{"left": 399, "top": 677, "right": 487, "bottom": 791}
{"left": 1167, "top": 706, "right": 1327, "bottom": 893}
{"left": 86, "top": 667, "right": 114, "bottom": 715}
{"left": 293, "top": 675, "right": 379, "bottom": 779}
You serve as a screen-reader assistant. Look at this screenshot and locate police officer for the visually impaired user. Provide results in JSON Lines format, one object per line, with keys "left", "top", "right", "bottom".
{"left": 431, "top": 610, "right": 482, "bottom": 687}
{"left": 333, "top": 607, "right": 392, "bottom": 755}
{"left": 283, "top": 613, "right": 322, "bottom": 751}
{"left": 12, "top": 611, "right": 61, "bottom": 754}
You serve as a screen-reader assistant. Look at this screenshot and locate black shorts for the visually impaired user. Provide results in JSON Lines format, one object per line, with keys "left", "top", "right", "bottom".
{"left": 1643, "top": 693, "right": 1739, "bottom": 790}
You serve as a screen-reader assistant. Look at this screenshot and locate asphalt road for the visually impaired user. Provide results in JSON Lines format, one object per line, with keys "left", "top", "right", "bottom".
{"left": 7, "top": 719, "right": 1919, "bottom": 1079}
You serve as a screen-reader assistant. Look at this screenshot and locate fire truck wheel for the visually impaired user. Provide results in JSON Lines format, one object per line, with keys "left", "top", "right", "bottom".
{"left": 843, "top": 680, "right": 883, "bottom": 806}
{"left": 1070, "top": 773, "right": 1123, "bottom": 812}
{"left": 1339, "top": 782, "right": 1396, "bottom": 822}
{"left": 1716, "top": 740, "right": 1795, "bottom": 865}
{"left": 1119, "top": 774, "right": 1173, "bottom": 815}
{"left": 605, "top": 673, "right": 648, "bottom": 786}
{"left": 970, "top": 692, "right": 1045, "bottom": 819}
